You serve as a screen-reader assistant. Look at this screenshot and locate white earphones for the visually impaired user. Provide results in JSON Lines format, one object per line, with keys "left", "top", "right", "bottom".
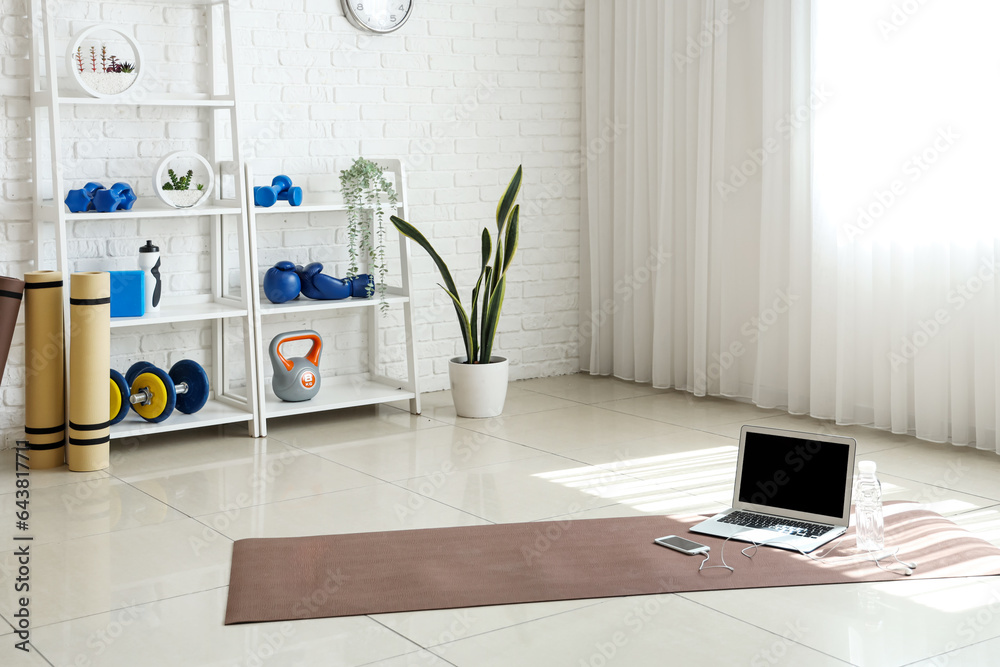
{"left": 883, "top": 553, "right": 917, "bottom": 576}
{"left": 693, "top": 530, "right": 918, "bottom": 577}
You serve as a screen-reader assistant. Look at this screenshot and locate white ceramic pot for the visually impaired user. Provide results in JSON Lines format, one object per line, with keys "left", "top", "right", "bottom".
{"left": 449, "top": 356, "right": 509, "bottom": 418}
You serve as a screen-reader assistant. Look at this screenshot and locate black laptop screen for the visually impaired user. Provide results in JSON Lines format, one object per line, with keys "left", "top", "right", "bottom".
{"left": 737, "top": 431, "right": 851, "bottom": 519}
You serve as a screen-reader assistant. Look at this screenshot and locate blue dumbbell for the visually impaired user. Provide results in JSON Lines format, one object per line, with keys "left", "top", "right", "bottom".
{"left": 254, "top": 175, "right": 303, "bottom": 207}
{"left": 64, "top": 182, "right": 105, "bottom": 213}
{"left": 66, "top": 182, "right": 136, "bottom": 213}
{"left": 122, "top": 359, "right": 210, "bottom": 423}
{"left": 116, "top": 183, "right": 137, "bottom": 210}
{"left": 92, "top": 183, "right": 136, "bottom": 213}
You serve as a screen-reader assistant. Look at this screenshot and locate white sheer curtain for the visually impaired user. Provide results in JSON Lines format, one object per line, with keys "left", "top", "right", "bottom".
{"left": 580, "top": 0, "right": 1000, "bottom": 452}
{"left": 811, "top": 0, "right": 1000, "bottom": 449}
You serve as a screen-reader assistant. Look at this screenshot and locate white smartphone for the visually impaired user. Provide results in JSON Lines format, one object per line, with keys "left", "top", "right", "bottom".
{"left": 654, "top": 535, "right": 710, "bottom": 555}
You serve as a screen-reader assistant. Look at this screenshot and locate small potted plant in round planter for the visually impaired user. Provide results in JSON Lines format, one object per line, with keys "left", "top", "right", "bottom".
{"left": 391, "top": 165, "right": 522, "bottom": 418}
{"left": 153, "top": 151, "right": 213, "bottom": 209}
{"left": 67, "top": 26, "right": 143, "bottom": 99}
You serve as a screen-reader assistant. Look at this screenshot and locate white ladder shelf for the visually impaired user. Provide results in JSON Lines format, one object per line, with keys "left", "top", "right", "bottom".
{"left": 245, "top": 161, "right": 422, "bottom": 437}
{"left": 28, "top": 0, "right": 260, "bottom": 439}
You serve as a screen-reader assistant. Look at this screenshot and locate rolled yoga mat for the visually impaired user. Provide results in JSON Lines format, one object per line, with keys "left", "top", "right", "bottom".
{"left": 0, "top": 275, "right": 25, "bottom": 381}
{"left": 68, "top": 272, "right": 110, "bottom": 472}
{"left": 24, "top": 271, "right": 65, "bottom": 469}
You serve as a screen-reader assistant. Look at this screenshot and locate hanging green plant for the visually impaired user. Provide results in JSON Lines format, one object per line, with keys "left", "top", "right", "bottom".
{"left": 338, "top": 157, "right": 397, "bottom": 311}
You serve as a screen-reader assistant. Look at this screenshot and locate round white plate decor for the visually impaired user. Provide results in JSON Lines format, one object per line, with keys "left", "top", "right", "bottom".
{"left": 67, "top": 26, "right": 143, "bottom": 99}
{"left": 154, "top": 152, "right": 214, "bottom": 209}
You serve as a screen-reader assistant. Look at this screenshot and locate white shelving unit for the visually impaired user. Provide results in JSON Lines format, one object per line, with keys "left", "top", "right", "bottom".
{"left": 28, "top": 0, "right": 260, "bottom": 439}
{"left": 245, "top": 161, "right": 421, "bottom": 436}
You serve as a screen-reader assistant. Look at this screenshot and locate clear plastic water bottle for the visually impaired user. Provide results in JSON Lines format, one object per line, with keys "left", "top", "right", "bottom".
{"left": 855, "top": 460, "right": 884, "bottom": 552}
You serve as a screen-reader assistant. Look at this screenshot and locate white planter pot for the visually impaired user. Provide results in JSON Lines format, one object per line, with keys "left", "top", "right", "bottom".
{"left": 449, "top": 356, "right": 509, "bottom": 418}
{"left": 153, "top": 151, "right": 214, "bottom": 209}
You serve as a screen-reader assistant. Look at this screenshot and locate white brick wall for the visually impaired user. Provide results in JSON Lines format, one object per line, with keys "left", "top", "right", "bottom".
{"left": 0, "top": 0, "right": 584, "bottom": 448}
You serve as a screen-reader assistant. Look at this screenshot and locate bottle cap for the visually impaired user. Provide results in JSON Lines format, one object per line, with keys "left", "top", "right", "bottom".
{"left": 139, "top": 240, "right": 159, "bottom": 253}
{"left": 858, "top": 460, "right": 877, "bottom": 474}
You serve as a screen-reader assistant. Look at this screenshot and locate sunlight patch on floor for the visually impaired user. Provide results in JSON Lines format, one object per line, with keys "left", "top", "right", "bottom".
{"left": 533, "top": 447, "right": 738, "bottom": 513}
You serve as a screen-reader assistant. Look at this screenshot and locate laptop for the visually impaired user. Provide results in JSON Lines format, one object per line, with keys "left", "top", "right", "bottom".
{"left": 689, "top": 425, "right": 857, "bottom": 553}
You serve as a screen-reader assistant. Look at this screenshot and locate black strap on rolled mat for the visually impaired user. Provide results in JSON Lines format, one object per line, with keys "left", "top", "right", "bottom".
{"left": 0, "top": 290, "right": 23, "bottom": 300}
{"left": 25, "top": 424, "right": 66, "bottom": 435}
{"left": 26, "top": 423, "right": 66, "bottom": 451}
{"left": 69, "top": 420, "right": 111, "bottom": 431}
{"left": 69, "top": 435, "right": 111, "bottom": 447}
{"left": 27, "top": 442, "right": 64, "bottom": 451}
{"left": 24, "top": 281, "right": 63, "bottom": 289}
{"left": 69, "top": 297, "right": 111, "bottom": 306}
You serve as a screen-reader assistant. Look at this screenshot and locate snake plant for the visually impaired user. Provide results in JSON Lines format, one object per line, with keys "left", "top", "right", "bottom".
{"left": 391, "top": 165, "right": 522, "bottom": 365}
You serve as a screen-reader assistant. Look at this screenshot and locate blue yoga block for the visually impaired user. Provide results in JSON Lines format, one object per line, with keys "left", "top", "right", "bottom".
{"left": 109, "top": 271, "right": 145, "bottom": 318}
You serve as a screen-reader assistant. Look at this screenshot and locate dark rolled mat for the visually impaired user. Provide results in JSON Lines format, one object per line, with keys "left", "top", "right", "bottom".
{"left": 0, "top": 275, "right": 25, "bottom": 381}
{"left": 225, "top": 505, "right": 1000, "bottom": 625}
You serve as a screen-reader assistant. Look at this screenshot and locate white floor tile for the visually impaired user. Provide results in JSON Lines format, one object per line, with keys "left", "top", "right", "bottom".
{"left": 295, "top": 424, "right": 542, "bottom": 482}
{"left": 532, "top": 451, "right": 734, "bottom": 518}
{"left": 124, "top": 441, "right": 380, "bottom": 518}
{"left": 513, "top": 373, "right": 666, "bottom": 404}
{"left": 0, "top": 614, "right": 39, "bottom": 667}
{"left": 31, "top": 588, "right": 423, "bottom": 667}
{"left": 358, "top": 649, "right": 457, "bottom": 667}
{"left": 875, "top": 473, "right": 998, "bottom": 517}
{"left": 196, "top": 482, "right": 491, "bottom": 541}
{"left": 705, "top": 414, "right": 925, "bottom": 455}
{"left": 865, "top": 444, "right": 1000, "bottom": 502}
{"left": 0, "top": 476, "right": 186, "bottom": 546}
{"left": 0, "top": 447, "right": 108, "bottom": 489}
{"left": 561, "top": 427, "right": 737, "bottom": 464}
{"left": 0, "top": 643, "right": 52, "bottom": 666}
{"left": 453, "top": 405, "right": 682, "bottom": 455}
{"left": 681, "top": 576, "right": 1000, "bottom": 667}
{"left": 0, "top": 519, "right": 232, "bottom": 627}
{"left": 947, "top": 505, "right": 1000, "bottom": 547}
{"left": 395, "top": 386, "right": 580, "bottom": 425}
{"left": 430, "top": 594, "right": 851, "bottom": 666}
{"left": 595, "top": 391, "right": 784, "bottom": 428}
{"left": 556, "top": 432, "right": 739, "bottom": 516}
{"left": 907, "top": 635, "right": 1000, "bottom": 667}
{"left": 107, "top": 426, "right": 281, "bottom": 480}
{"left": 265, "top": 404, "right": 439, "bottom": 449}
{"left": 397, "top": 454, "right": 634, "bottom": 523}
{"left": 372, "top": 599, "right": 603, "bottom": 649}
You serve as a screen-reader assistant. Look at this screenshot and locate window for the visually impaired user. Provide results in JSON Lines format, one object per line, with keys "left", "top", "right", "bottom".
{"left": 814, "top": 0, "right": 999, "bottom": 245}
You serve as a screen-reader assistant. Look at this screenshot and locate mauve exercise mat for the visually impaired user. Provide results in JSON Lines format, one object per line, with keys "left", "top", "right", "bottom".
{"left": 225, "top": 505, "right": 1000, "bottom": 624}
{"left": 0, "top": 275, "right": 25, "bottom": 380}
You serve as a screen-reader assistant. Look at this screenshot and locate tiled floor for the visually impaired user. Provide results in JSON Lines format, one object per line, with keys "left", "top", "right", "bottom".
{"left": 2, "top": 373, "right": 1000, "bottom": 666}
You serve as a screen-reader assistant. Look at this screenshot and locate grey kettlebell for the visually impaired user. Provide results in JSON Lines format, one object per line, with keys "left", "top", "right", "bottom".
{"left": 269, "top": 329, "right": 322, "bottom": 402}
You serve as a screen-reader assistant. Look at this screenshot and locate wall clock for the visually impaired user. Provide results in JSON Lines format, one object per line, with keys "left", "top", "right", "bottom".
{"left": 341, "top": 0, "right": 414, "bottom": 34}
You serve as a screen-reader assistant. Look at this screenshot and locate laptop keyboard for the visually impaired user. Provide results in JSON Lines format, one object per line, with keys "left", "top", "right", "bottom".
{"left": 719, "top": 511, "right": 833, "bottom": 539}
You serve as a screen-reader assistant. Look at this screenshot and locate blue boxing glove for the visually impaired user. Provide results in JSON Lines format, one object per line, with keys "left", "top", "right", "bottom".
{"left": 296, "top": 263, "right": 351, "bottom": 300}
{"left": 263, "top": 261, "right": 301, "bottom": 303}
{"left": 346, "top": 274, "right": 374, "bottom": 298}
